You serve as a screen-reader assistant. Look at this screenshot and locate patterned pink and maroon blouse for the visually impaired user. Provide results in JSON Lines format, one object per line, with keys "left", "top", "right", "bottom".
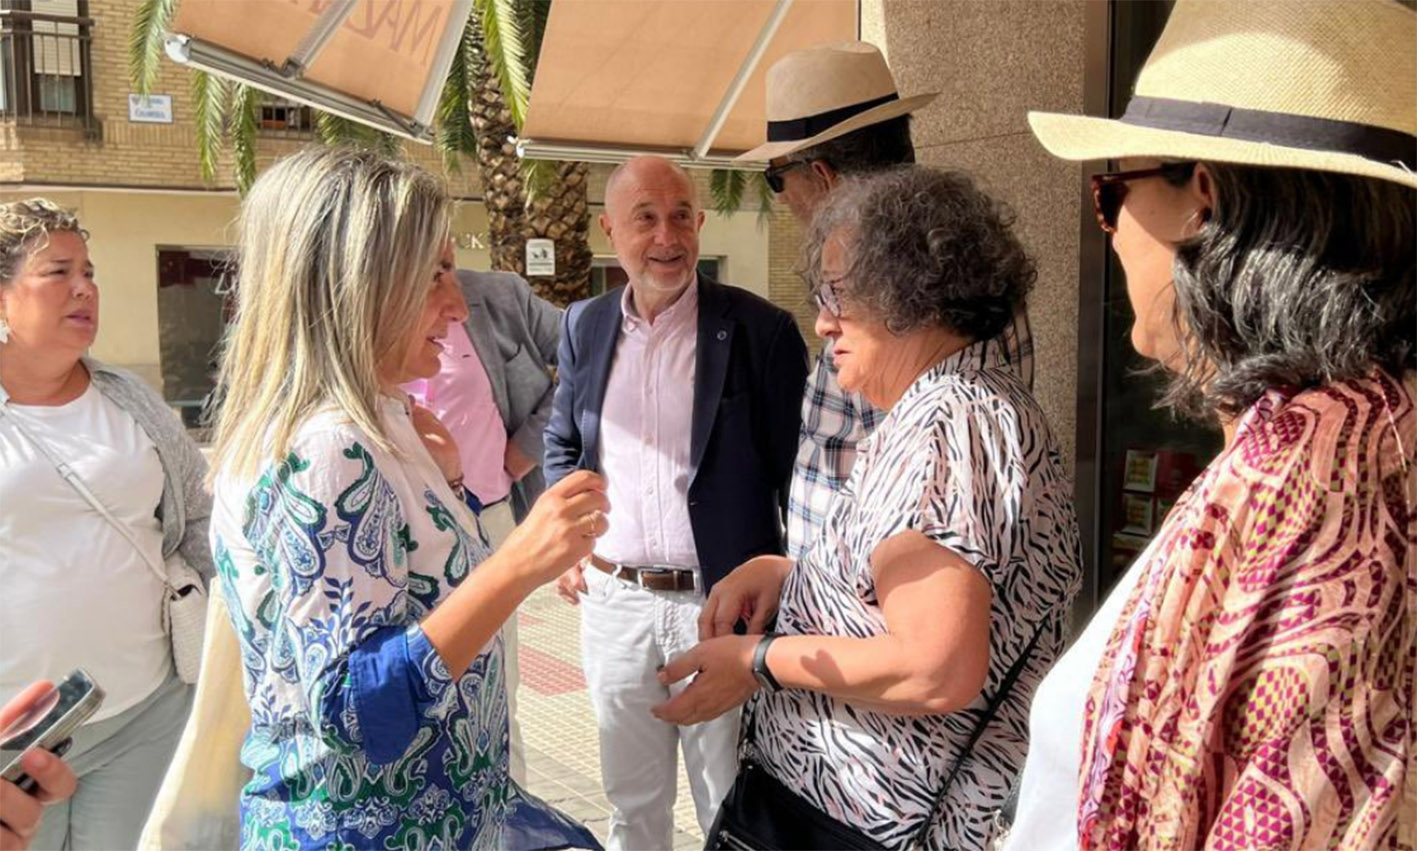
{"left": 1079, "top": 370, "right": 1416, "bottom": 849}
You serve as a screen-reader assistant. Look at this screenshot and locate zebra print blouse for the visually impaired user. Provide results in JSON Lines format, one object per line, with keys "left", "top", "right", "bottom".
{"left": 752, "top": 338, "right": 1083, "bottom": 850}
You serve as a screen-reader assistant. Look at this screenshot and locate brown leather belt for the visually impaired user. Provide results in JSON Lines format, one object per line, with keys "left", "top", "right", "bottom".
{"left": 589, "top": 555, "right": 700, "bottom": 593}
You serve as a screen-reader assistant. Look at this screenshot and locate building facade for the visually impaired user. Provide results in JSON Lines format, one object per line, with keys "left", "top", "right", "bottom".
{"left": 0, "top": 0, "right": 773, "bottom": 412}
{"left": 4, "top": 0, "right": 1218, "bottom": 619}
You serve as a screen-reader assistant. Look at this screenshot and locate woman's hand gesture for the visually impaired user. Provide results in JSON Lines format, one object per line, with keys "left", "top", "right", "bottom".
{"left": 500, "top": 471, "right": 609, "bottom": 588}
{"left": 698, "top": 555, "right": 792, "bottom": 640}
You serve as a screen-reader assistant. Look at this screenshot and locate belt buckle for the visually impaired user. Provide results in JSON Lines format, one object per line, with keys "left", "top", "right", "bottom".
{"left": 637, "top": 566, "right": 672, "bottom": 589}
{"left": 642, "top": 565, "right": 698, "bottom": 593}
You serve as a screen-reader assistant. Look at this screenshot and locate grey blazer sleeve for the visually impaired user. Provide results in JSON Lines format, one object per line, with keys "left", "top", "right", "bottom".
{"left": 542, "top": 304, "right": 584, "bottom": 487}
{"left": 508, "top": 284, "right": 563, "bottom": 461}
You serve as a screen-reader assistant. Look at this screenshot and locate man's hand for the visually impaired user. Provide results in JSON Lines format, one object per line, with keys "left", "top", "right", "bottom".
{"left": 651, "top": 636, "right": 759, "bottom": 726}
{"left": 504, "top": 442, "right": 537, "bottom": 482}
{"left": 555, "top": 561, "right": 588, "bottom": 605}
{"left": 698, "top": 555, "right": 790, "bottom": 640}
{"left": 0, "top": 682, "right": 79, "bottom": 850}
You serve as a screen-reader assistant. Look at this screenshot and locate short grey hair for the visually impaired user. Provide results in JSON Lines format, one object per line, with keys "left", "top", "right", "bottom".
{"left": 802, "top": 166, "right": 1035, "bottom": 339}
{"left": 1165, "top": 163, "right": 1415, "bottom": 419}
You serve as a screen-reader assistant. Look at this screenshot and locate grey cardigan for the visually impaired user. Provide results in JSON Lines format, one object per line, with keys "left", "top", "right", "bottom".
{"left": 0, "top": 358, "right": 214, "bottom": 584}
{"left": 458, "top": 269, "right": 562, "bottom": 521}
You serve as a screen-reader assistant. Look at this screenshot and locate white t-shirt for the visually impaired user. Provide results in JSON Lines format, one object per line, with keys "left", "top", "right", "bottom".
{"left": 0, "top": 384, "right": 171, "bottom": 721}
{"left": 1004, "top": 537, "right": 1157, "bottom": 851}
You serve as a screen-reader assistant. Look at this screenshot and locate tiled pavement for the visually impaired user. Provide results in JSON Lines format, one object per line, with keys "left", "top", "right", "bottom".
{"left": 516, "top": 584, "right": 705, "bottom": 851}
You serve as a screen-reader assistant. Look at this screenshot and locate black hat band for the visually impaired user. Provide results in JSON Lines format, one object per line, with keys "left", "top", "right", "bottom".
{"left": 766, "top": 92, "right": 900, "bottom": 143}
{"left": 1121, "top": 95, "right": 1416, "bottom": 171}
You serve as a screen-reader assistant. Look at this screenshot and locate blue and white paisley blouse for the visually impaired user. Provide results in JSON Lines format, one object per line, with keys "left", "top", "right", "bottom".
{"left": 753, "top": 339, "right": 1083, "bottom": 850}
{"left": 210, "top": 398, "right": 597, "bottom": 851}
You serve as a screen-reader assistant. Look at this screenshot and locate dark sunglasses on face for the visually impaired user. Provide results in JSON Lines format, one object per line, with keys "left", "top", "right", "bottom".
{"left": 1089, "top": 161, "right": 1197, "bottom": 234}
{"left": 764, "top": 160, "right": 809, "bottom": 194}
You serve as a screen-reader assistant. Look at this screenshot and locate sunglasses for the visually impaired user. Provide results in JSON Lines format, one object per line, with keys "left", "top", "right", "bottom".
{"left": 1089, "top": 162, "right": 1197, "bottom": 234}
{"left": 764, "top": 160, "right": 808, "bottom": 194}
{"left": 811, "top": 276, "right": 845, "bottom": 318}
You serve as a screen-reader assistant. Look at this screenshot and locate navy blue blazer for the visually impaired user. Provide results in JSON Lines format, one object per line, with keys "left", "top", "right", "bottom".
{"left": 543, "top": 276, "right": 808, "bottom": 591}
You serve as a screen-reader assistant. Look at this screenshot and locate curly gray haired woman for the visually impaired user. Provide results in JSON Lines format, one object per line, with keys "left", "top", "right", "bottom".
{"left": 655, "top": 166, "right": 1081, "bottom": 850}
{"left": 802, "top": 166, "right": 1036, "bottom": 339}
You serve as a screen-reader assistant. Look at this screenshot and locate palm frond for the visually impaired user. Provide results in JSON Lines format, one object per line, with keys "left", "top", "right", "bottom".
{"left": 754, "top": 172, "right": 776, "bottom": 225}
{"left": 515, "top": 0, "right": 551, "bottom": 84}
{"left": 708, "top": 168, "right": 747, "bottom": 216}
{"left": 230, "top": 84, "right": 262, "bottom": 193}
{"left": 311, "top": 112, "right": 399, "bottom": 155}
{"left": 521, "top": 158, "right": 559, "bottom": 204}
{"left": 128, "top": 0, "right": 177, "bottom": 94}
{"left": 376, "top": 130, "right": 403, "bottom": 157}
{"left": 314, "top": 112, "right": 359, "bottom": 147}
{"left": 436, "top": 23, "right": 479, "bottom": 173}
{"left": 190, "top": 70, "right": 228, "bottom": 183}
{"left": 472, "top": 0, "right": 531, "bottom": 130}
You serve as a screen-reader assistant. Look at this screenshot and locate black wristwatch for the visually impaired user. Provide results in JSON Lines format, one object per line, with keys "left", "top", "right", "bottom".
{"left": 751, "top": 634, "right": 782, "bottom": 694}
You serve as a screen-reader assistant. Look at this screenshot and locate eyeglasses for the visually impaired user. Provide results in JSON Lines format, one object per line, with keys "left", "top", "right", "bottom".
{"left": 764, "top": 160, "right": 808, "bottom": 194}
{"left": 811, "top": 276, "right": 845, "bottom": 318}
{"left": 1089, "top": 162, "right": 1197, "bottom": 234}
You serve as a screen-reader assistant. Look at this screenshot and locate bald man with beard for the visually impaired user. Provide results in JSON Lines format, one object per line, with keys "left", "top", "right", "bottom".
{"left": 544, "top": 156, "right": 807, "bottom": 849}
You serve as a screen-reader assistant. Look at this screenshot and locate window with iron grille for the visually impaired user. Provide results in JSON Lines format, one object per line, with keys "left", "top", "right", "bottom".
{"left": 0, "top": 0, "right": 93, "bottom": 129}
{"left": 259, "top": 98, "right": 315, "bottom": 135}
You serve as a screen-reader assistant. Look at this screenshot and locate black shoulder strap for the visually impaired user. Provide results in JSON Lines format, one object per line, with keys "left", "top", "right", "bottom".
{"left": 736, "top": 619, "right": 1050, "bottom": 849}
{"left": 910, "top": 618, "right": 1050, "bottom": 849}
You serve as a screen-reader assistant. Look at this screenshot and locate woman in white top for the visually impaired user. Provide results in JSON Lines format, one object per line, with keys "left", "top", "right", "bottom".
{"left": 0, "top": 199, "right": 212, "bottom": 849}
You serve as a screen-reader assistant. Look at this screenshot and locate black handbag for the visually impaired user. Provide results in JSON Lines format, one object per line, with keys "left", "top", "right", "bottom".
{"left": 705, "top": 623, "right": 1047, "bottom": 851}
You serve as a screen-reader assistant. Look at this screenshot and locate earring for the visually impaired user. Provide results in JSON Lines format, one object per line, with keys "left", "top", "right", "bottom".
{"left": 0, "top": 316, "right": 10, "bottom": 344}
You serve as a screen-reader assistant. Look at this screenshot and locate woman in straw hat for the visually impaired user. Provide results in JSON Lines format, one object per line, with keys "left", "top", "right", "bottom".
{"left": 1009, "top": 1, "right": 1415, "bottom": 849}
{"left": 207, "top": 147, "right": 605, "bottom": 850}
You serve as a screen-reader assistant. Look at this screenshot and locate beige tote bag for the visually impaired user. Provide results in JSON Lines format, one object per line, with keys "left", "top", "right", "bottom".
{"left": 137, "top": 584, "right": 250, "bottom": 850}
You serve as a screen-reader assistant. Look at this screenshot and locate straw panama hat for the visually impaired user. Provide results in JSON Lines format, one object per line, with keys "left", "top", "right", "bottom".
{"left": 734, "top": 41, "right": 938, "bottom": 163}
{"left": 1028, "top": 0, "right": 1417, "bottom": 190}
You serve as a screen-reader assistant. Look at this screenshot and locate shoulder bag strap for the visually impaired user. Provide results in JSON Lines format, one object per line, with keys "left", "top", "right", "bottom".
{"left": 0, "top": 403, "right": 173, "bottom": 591}
{"left": 908, "top": 617, "right": 1050, "bottom": 849}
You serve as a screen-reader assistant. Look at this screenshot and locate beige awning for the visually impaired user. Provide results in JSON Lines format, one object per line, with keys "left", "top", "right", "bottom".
{"left": 520, "top": 0, "right": 858, "bottom": 169}
{"left": 163, "top": 0, "right": 473, "bottom": 142}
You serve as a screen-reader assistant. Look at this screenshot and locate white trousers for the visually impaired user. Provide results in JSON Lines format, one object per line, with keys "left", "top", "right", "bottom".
{"left": 579, "top": 566, "right": 739, "bottom": 851}
{"left": 480, "top": 500, "right": 526, "bottom": 785}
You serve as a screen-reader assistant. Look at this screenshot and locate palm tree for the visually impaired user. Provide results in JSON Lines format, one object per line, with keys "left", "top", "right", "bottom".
{"left": 129, "top": 0, "right": 595, "bottom": 305}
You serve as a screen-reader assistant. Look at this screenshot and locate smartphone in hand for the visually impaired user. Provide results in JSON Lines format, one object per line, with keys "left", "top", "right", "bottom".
{"left": 0, "top": 669, "right": 104, "bottom": 794}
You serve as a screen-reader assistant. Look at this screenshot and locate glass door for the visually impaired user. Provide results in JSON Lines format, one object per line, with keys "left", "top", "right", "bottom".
{"left": 1091, "top": 0, "right": 1222, "bottom": 594}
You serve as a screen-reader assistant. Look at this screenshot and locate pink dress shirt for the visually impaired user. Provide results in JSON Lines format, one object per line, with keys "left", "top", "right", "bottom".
{"left": 404, "top": 322, "right": 512, "bottom": 504}
{"left": 595, "top": 280, "right": 700, "bottom": 569}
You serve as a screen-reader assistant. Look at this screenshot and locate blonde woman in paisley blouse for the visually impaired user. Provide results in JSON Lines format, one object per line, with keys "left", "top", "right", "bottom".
{"left": 207, "top": 148, "right": 606, "bottom": 851}
{"left": 654, "top": 166, "right": 1083, "bottom": 850}
{"left": 1009, "top": 2, "right": 1416, "bottom": 848}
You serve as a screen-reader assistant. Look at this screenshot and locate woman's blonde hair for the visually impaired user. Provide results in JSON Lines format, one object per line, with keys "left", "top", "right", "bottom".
{"left": 0, "top": 198, "right": 87, "bottom": 284}
{"left": 210, "top": 146, "right": 450, "bottom": 482}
